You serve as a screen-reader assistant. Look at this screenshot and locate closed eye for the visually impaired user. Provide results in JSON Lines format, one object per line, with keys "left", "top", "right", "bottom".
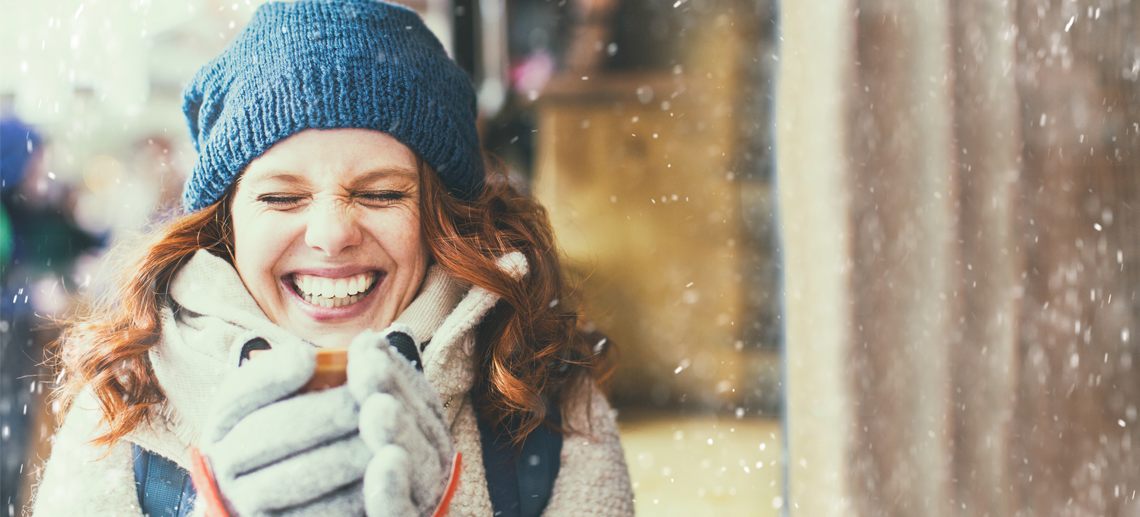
{"left": 355, "top": 191, "right": 408, "bottom": 206}
{"left": 258, "top": 194, "right": 307, "bottom": 209}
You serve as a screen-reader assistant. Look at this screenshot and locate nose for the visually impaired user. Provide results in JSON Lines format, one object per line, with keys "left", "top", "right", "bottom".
{"left": 304, "top": 201, "right": 363, "bottom": 257}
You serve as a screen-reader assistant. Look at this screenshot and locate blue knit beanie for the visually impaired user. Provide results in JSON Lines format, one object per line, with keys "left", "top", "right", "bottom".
{"left": 182, "top": 0, "right": 482, "bottom": 212}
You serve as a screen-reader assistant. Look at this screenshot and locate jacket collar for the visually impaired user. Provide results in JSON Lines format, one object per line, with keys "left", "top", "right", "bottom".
{"left": 168, "top": 250, "right": 310, "bottom": 350}
{"left": 420, "top": 252, "right": 527, "bottom": 402}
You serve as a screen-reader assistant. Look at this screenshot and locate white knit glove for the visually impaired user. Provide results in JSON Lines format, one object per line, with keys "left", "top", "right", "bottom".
{"left": 347, "top": 327, "right": 454, "bottom": 517}
{"left": 201, "top": 345, "right": 368, "bottom": 517}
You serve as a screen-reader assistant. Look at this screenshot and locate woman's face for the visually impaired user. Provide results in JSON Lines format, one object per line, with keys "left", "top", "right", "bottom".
{"left": 231, "top": 128, "right": 429, "bottom": 348}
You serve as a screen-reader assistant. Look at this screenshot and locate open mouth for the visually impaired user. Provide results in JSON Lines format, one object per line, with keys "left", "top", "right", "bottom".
{"left": 290, "top": 271, "right": 380, "bottom": 308}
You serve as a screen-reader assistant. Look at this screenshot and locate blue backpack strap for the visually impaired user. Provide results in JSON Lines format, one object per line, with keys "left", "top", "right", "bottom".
{"left": 478, "top": 416, "right": 521, "bottom": 517}
{"left": 517, "top": 409, "right": 562, "bottom": 517}
{"left": 132, "top": 444, "right": 198, "bottom": 517}
{"left": 477, "top": 408, "right": 563, "bottom": 517}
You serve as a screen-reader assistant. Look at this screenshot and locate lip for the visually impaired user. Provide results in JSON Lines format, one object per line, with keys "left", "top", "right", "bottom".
{"left": 281, "top": 267, "right": 385, "bottom": 321}
{"left": 285, "top": 264, "right": 380, "bottom": 278}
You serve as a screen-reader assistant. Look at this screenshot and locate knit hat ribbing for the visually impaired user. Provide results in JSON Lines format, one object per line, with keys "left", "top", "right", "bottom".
{"left": 182, "top": 0, "right": 482, "bottom": 212}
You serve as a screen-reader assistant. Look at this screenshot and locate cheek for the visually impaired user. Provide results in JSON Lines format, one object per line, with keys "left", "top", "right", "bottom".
{"left": 371, "top": 211, "right": 428, "bottom": 270}
{"left": 232, "top": 204, "right": 290, "bottom": 290}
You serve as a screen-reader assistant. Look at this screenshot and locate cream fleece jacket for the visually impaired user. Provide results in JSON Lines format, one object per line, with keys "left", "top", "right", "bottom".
{"left": 29, "top": 249, "right": 634, "bottom": 517}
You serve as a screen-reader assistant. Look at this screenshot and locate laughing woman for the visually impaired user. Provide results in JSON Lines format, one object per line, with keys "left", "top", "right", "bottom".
{"left": 29, "top": 1, "right": 634, "bottom": 516}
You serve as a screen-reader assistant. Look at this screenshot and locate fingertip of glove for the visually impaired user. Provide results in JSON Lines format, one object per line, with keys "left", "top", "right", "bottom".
{"left": 364, "top": 445, "right": 415, "bottom": 517}
{"left": 375, "top": 443, "right": 411, "bottom": 466}
{"left": 361, "top": 392, "right": 401, "bottom": 415}
{"left": 359, "top": 393, "right": 400, "bottom": 450}
{"left": 347, "top": 342, "right": 395, "bottom": 401}
{"left": 349, "top": 329, "right": 388, "bottom": 352}
{"left": 206, "top": 346, "right": 318, "bottom": 442}
{"left": 247, "top": 345, "right": 317, "bottom": 376}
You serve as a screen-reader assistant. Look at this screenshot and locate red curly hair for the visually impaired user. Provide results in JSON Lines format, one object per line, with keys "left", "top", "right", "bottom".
{"left": 52, "top": 160, "right": 613, "bottom": 448}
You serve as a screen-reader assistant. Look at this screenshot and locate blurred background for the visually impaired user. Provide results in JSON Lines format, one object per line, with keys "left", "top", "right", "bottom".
{"left": 0, "top": 0, "right": 1137, "bottom": 516}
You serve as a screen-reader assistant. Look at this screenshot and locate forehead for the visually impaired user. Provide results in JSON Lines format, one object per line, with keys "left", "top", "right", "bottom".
{"left": 241, "top": 129, "right": 419, "bottom": 186}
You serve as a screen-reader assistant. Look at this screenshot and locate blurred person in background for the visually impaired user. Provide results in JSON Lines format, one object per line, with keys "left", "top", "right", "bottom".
{"left": 28, "top": 1, "right": 633, "bottom": 517}
{"left": 1, "top": 117, "right": 101, "bottom": 516}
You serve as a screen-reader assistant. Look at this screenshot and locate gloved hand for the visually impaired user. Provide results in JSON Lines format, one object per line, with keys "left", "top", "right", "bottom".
{"left": 201, "top": 345, "right": 369, "bottom": 517}
{"left": 347, "top": 327, "right": 455, "bottom": 517}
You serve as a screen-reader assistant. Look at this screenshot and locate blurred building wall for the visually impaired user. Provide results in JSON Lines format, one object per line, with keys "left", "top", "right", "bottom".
{"left": 1013, "top": 0, "right": 1140, "bottom": 514}
{"left": 532, "top": 0, "right": 781, "bottom": 417}
{"left": 779, "top": 0, "right": 1140, "bottom": 516}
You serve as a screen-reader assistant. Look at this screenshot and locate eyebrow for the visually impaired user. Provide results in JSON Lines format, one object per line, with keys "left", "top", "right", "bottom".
{"left": 348, "top": 168, "right": 419, "bottom": 189}
{"left": 243, "top": 167, "right": 418, "bottom": 189}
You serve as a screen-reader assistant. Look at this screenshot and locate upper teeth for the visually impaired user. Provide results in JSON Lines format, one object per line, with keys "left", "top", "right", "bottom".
{"left": 294, "top": 272, "right": 375, "bottom": 299}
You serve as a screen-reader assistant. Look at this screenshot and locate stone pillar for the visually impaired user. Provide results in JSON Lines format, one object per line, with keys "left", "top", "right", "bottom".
{"left": 776, "top": 1, "right": 857, "bottom": 514}
{"left": 949, "top": 1, "right": 1023, "bottom": 515}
